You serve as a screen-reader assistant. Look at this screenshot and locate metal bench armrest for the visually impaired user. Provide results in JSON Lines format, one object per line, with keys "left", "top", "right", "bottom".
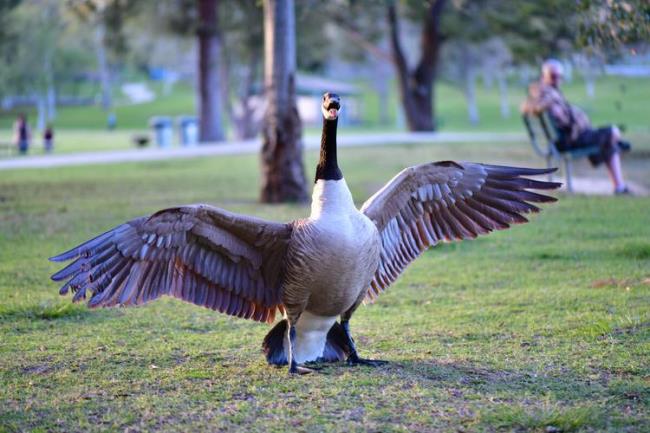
{"left": 522, "top": 114, "right": 554, "bottom": 158}
{"left": 537, "top": 113, "right": 563, "bottom": 158}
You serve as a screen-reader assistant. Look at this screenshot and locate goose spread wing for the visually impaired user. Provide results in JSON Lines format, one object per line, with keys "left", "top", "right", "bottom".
{"left": 50, "top": 205, "right": 292, "bottom": 323}
{"left": 361, "top": 161, "right": 560, "bottom": 301}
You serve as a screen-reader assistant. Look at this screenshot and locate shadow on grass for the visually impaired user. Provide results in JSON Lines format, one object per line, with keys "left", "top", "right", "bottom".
{"left": 529, "top": 250, "right": 566, "bottom": 260}
{"left": 391, "top": 359, "right": 595, "bottom": 396}
{"left": 2, "top": 356, "right": 646, "bottom": 432}
{"left": 618, "top": 242, "right": 650, "bottom": 260}
{"left": 531, "top": 241, "right": 650, "bottom": 261}
{"left": 0, "top": 301, "right": 90, "bottom": 321}
{"left": 379, "top": 359, "right": 642, "bottom": 431}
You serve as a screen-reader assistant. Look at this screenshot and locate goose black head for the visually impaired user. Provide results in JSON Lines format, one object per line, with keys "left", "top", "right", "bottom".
{"left": 315, "top": 92, "right": 343, "bottom": 182}
{"left": 321, "top": 92, "right": 341, "bottom": 121}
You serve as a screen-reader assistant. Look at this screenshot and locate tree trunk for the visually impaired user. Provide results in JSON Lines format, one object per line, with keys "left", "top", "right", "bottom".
{"left": 260, "top": 0, "right": 307, "bottom": 203}
{"left": 585, "top": 74, "right": 595, "bottom": 99}
{"left": 197, "top": 0, "right": 225, "bottom": 142}
{"left": 387, "top": 0, "right": 446, "bottom": 132}
{"left": 370, "top": 55, "right": 393, "bottom": 125}
{"left": 460, "top": 44, "right": 479, "bottom": 126}
{"left": 376, "top": 78, "right": 391, "bottom": 125}
{"left": 223, "top": 48, "right": 263, "bottom": 140}
{"left": 497, "top": 72, "right": 510, "bottom": 119}
{"left": 44, "top": 51, "right": 56, "bottom": 122}
{"left": 94, "top": 24, "right": 112, "bottom": 111}
{"left": 482, "top": 68, "right": 494, "bottom": 90}
{"left": 46, "top": 85, "right": 56, "bottom": 122}
{"left": 464, "top": 67, "right": 479, "bottom": 126}
{"left": 36, "top": 93, "right": 46, "bottom": 131}
{"left": 240, "top": 50, "right": 262, "bottom": 139}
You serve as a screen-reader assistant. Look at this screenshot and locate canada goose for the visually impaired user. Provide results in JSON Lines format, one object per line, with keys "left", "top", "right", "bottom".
{"left": 51, "top": 92, "right": 560, "bottom": 374}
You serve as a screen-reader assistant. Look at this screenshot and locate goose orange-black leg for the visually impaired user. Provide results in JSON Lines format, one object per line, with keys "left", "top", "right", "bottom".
{"left": 341, "top": 304, "right": 388, "bottom": 367}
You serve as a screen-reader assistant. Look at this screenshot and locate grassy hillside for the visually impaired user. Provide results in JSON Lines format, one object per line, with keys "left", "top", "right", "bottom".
{"left": 1, "top": 140, "right": 648, "bottom": 432}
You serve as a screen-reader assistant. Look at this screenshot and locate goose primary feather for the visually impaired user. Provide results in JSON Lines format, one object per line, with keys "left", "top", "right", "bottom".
{"left": 50, "top": 92, "right": 560, "bottom": 374}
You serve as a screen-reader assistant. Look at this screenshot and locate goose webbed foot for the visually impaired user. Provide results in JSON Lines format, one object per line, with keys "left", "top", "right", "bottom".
{"left": 289, "top": 364, "right": 317, "bottom": 375}
{"left": 340, "top": 319, "right": 388, "bottom": 368}
{"left": 305, "top": 361, "right": 325, "bottom": 370}
{"left": 346, "top": 354, "right": 388, "bottom": 367}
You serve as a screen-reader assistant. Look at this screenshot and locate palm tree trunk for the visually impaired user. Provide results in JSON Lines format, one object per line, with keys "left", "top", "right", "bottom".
{"left": 260, "top": 0, "right": 307, "bottom": 203}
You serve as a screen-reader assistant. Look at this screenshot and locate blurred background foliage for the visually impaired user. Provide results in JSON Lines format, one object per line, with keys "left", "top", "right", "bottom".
{"left": 0, "top": 0, "right": 647, "bottom": 136}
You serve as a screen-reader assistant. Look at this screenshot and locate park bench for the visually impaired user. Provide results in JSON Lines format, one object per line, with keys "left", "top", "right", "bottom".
{"left": 522, "top": 111, "right": 600, "bottom": 193}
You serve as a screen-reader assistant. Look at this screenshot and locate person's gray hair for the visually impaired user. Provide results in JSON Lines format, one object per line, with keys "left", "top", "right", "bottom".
{"left": 542, "top": 58, "right": 564, "bottom": 75}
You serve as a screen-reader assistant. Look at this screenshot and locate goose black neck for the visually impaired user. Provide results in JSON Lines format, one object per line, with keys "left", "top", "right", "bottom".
{"left": 314, "top": 117, "right": 342, "bottom": 182}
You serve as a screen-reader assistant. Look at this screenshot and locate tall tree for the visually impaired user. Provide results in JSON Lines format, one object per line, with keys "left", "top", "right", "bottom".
{"left": 332, "top": 0, "right": 581, "bottom": 131}
{"left": 220, "top": 0, "right": 264, "bottom": 140}
{"left": 260, "top": 0, "right": 307, "bottom": 203}
{"left": 329, "top": 0, "right": 448, "bottom": 131}
{"left": 0, "top": 0, "right": 69, "bottom": 128}
{"left": 576, "top": 0, "right": 650, "bottom": 49}
{"left": 0, "top": 0, "right": 22, "bottom": 96}
{"left": 387, "top": 0, "right": 446, "bottom": 131}
{"left": 69, "top": 0, "right": 141, "bottom": 112}
{"left": 141, "top": 0, "right": 225, "bottom": 142}
{"left": 219, "top": 0, "right": 330, "bottom": 140}
{"left": 197, "top": 0, "right": 225, "bottom": 141}
{"left": 93, "top": 21, "right": 112, "bottom": 110}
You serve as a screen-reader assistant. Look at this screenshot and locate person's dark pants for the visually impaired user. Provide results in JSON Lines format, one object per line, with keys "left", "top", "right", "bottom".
{"left": 557, "top": 126, "right": 630, "bottom": 167}
{"left": 18, "top": 139, "right": 28, "bottom": 154}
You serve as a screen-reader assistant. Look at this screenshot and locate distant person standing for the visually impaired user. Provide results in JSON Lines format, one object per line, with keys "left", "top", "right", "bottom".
{"left": 43, "top": 124, "right": 54, "bottom": 153}
{"left": 521, "top": 59, "right": 632, "bottom": 195}
{"left": 107, "top": 112, "right": 117, "bottom": 130}
{"left": 13, "top": 114, "right": 30, "bottom": 155}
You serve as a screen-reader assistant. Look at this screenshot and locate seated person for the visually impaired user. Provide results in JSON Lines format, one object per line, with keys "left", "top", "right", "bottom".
{"left": 521, "top": 59, "right": 631, "bottom": 195}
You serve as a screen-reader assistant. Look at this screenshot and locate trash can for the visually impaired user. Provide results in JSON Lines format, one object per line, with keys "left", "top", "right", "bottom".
{"left": 177, "top": 115, "right": 198, "bottom": 146}
{"left": 149, "top": 116, "right": 173, "bottom": 148}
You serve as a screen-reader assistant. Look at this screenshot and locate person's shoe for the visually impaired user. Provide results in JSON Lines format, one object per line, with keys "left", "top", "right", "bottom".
{"left": 617, "top": 140, "right": 632, "bottom": 152}
{"left": 614, "top": 186, "right": 632, "bottom": 196}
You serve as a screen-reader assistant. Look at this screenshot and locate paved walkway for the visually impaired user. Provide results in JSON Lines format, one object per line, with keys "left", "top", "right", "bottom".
{"left": 0, "top": 131, "right": 525, "bottom": 171}
{"left": 557, "top": 177, "right": 648, "bottom": 196}
{"left": 2, "top": 131, "right": 646, "bottom": 196}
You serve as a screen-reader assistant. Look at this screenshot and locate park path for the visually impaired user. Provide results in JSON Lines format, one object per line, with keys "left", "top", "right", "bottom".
{"left": 3, "top": 131, "right": 644, "bottom": 196}
{"left": 0, "top": 131, "right": 524, "bottom": 171}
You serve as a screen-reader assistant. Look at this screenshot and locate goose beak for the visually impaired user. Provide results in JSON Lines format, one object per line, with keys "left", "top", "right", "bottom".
{"left": 322, "top": 92, "right": 341, "bottom": 120}
{"left": 321, "top": 104, "right": 340, "bottom": 120}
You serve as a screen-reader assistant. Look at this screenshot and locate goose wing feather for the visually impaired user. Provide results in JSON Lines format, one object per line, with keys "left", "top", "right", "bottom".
{"left": 50, "top": 204, "right": 292, "bottom": 323}
{"left": 361, "top": 161, "right": 560, "bottom": 301}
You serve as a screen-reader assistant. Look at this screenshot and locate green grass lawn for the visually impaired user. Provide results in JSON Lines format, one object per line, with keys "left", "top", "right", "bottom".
{"left": 360, "top": 75, "right": 650, "bottom": 134}
{"left": 1, "top": 75, "right": 648, "bottom": 137}
{"left": 0, "top": 82, "right": 196, "bottom": 132}
{"left": 0, "top": 140, "right": 648, "bottom": 432}
{"left": 0, "top": 130, "right": 144, "bottom": 155}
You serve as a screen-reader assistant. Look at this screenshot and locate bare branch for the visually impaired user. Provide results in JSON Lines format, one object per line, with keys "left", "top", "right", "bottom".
{"left": 325, "top": 8, "right": 394, "bottom": 64}
{"left": 386, "top": 0, "right": 409, "bottom": 80}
